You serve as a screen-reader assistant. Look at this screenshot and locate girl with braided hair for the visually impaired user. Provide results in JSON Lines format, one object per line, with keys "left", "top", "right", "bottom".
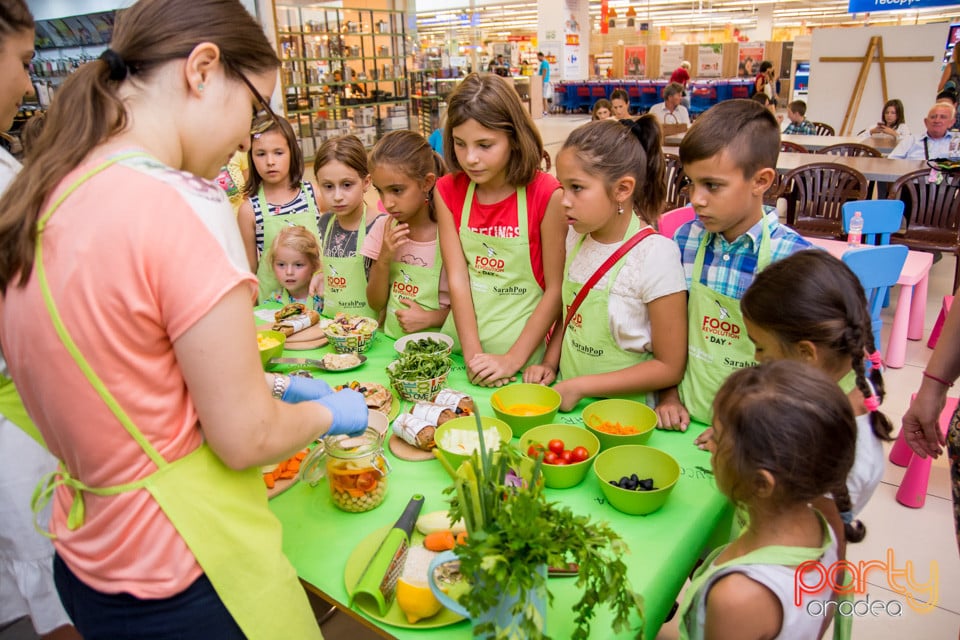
{"left": 736, "top": 249, "right": 893, "bottom": 542}
{"left": 524, "top": 117, "right": 687, "bottom": 411}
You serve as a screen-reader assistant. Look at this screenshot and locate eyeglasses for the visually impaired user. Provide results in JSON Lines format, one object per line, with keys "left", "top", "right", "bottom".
{"left": 235, "top": 70, "right": 280, "bottom": 136}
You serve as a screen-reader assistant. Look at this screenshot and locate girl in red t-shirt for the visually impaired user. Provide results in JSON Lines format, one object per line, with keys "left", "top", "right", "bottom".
{"left": 436, "top": 73, "right": 565, "bottom": 387}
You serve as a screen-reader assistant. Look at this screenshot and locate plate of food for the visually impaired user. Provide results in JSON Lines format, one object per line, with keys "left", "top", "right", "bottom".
{"left": 263, "top": 448, "right": 310, "bottom": 499}
{"left": 334, "top": 380, "right": 401, "bottom": 422}
{"left": 344, "top": 525, "right": 466, "bottom": 629}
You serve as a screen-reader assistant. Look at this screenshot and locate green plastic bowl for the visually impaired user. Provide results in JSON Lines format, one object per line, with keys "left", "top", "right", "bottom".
{"left": 582, "top": 399, "right": 658, "bottom": 451}
{"left": 490, "top": 384, "right": 561, "bottom": 438}
{"left": 593, "top": 445, "right": 680, "bottom": 515}
{"left": 257, "top": 330, "right": 286, "bottom": 367}
{"left": 434, "top": 416, "right": 513, "bottom": 469}
{"left": 519, "top": 424, "right": 600, "bottom": 489}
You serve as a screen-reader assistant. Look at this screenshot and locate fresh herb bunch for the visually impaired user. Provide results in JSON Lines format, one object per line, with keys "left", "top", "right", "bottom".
{"left": 434, "top": 412, "right": 643, "bottom": 640}
{"left": 387, "top": 353, "right": 451, "bottom": 381}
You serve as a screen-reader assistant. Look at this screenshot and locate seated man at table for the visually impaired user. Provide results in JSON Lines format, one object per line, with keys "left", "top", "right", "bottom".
{"left": 888, "top": 102, "right": 960, "bottom": 160}
{"left": 655, "top": 99, "right": 811, "bottom": 431}
{"left": 649, "top": 82, "right": 690, "bottom": 126}
{"left": 782, "top": 99, "right": 816, "bottom": 135}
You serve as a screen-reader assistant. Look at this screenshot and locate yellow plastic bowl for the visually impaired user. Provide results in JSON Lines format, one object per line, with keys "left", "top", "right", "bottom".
{"left": 257, "top": 330, "right": 286, "bottom": 367}
{"left": 489, "top": 383, "right": 561, "bottom": 438}
{"left": 582, "top": 399, "right": 657, "bottom": 451}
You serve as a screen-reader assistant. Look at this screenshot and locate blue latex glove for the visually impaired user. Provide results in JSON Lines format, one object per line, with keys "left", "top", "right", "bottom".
{"left": 281, "top": 375, "right": 334, "bottom": 403}
{"left": 318, "top": 389, "right": 369, "bottom": 436}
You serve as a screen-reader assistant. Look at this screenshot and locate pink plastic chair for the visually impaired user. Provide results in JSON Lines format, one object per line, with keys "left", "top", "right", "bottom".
{"left": 889, "top": 395, "right": 956, "bottom": 508}
{"left": 658, "top": 206, "right": 696, "bottom": 240}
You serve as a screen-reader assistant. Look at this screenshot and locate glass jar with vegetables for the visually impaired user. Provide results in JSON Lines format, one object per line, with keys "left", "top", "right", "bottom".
{"left": 299, "top": 427, "right": 391, "bottom": 512}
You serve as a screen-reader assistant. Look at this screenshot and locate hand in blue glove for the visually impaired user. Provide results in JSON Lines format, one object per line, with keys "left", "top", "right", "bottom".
{"left": 281, "top": 375, "right": 334, "bottom": 403}
{"left": 318, "top": 389, "right": 369, "bottom": 436}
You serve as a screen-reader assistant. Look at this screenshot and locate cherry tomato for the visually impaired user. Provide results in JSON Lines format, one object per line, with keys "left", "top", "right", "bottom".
{"left": 548, "top": 439, "right": 565, "bottom": 455}
{"left": 552, "top": 457, "right": 569, "bottom": 465}
{"left": 527, "top": 444, "right": 545, "bottom": 458}
{"left": 560, "top": 449, "right": 574, "bottom": 463}
{"left": 543, "top": 451, "right": 560, "bottom": 465}
{"left": 570, "top": 446, "right": 590, "bottom": 463}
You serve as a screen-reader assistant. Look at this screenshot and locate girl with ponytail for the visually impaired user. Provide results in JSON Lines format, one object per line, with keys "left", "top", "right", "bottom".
{"left": 738, "top": 249, "right": 893, "bottom": 542}
{"left": 524, "top": 116, "right": 687, "bottom": 411}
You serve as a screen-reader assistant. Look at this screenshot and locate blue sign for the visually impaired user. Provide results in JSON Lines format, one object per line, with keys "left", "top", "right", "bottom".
{"left": 849, "top": 0, "right": 960, "bottom": 12}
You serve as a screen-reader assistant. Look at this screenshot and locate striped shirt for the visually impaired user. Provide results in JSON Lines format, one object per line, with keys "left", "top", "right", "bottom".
{"left": 674, "top": 209, "right": 811, "bottom": 299}
{"left": 252, "top": 182, "right": 320, "bottom": 253}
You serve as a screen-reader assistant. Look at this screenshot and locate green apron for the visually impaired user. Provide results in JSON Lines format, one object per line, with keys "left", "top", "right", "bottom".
{"left": 256, "top": 183, "right": 321, "bottom": 303}
{"left": 558, "top": 216, "right": 653, "bottom": 405}
{"left": 440, "top": 183, "right": 545, "bottom": 365}
{"left": 677, "top": 512, "right": 841, "bottom": 640}
{"left": 0, "top": 374, "right": 45, "bottom": 448}
{"left": 321, "top": 206, "right": 377, "bottom": 319}
{"left": 28, "top": 153, "right": 321, "bottom": 639}
{"left": 383, "top": 229, "right": 443, "bottom": 339}
{"left": 678, "top": 218, "right": 771, "bottom": 424}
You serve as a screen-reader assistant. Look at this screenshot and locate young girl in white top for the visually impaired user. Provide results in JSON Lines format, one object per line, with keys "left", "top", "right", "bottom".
{"left": 237, "top": 116, "right": 320, "bottom": 302}
{"left": 524, "top": 117, "right": 687, "bottom": 411}
{"left": 862, "top": 98, "right": 910, "bottom": 140}
{"left": 264, "top": 225, "right": 323, "bottom": 313}
{"left": 737, "top": 250, "right": 894, "bottom": 542}
{"left": 313, "top": 134, "right": 382, "bottom": 319}
{"left": 679, "top": 361, "right": 856, "bottom": 640}
{"left": 362, "top": 130, "right": 450, "bottom": 338}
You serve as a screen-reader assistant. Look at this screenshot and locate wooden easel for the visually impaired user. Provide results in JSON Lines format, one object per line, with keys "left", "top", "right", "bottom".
{"left": 820, "top": 36, "right": 934, "bottom": 135}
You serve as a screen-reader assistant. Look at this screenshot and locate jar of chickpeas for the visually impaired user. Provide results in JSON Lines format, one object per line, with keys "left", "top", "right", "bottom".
{"left": 299, "top": 427, "right": 391, "bottom": 512}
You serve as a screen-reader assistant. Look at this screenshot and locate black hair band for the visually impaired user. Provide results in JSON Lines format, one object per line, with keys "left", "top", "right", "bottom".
{"left": 618, "top": 117, "right": 647, "bottom": 143}
{"left": 100, "top": 48, "right": 128, "bottom": 81}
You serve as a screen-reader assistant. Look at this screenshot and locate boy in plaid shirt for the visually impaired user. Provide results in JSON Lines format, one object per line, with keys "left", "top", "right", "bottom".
{"left": 783, "top": 100, "right": 817, "bottom": 135}
{"left": 657, "top": 99, "right": 811, "bottom": 430}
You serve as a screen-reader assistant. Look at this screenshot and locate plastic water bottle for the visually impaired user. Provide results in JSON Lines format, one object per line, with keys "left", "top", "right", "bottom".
{"left": 848, "top": 211, "right": 863, "bottom": 247}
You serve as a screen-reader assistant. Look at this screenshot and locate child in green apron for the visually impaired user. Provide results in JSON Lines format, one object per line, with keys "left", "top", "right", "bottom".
{"left": 739, "top": 250, "right": 895, "bottom": 544}
{"left": 678, "top": 361, "right": 856, "bottom": 640}
{"left": 237, "top": 116, "right": 321, "bottom": 303}
{"left": 523, "top": 117, "right": 687, "bottom": 411}
{"left": 0, "top": 1, "right": 370, "bottom": 637}
{"left": 263, "top": 225, "right": 323, "bottom": 313}
{"left": 655, "top": 99, "right": 810, "bottom": 431}
{"left": 435, "top": 73, "right": 567, "bottom": 387}
{"left": 313, "top": 135, "right": 381, "bottom": 319}
{"left": 362, "top": 130, "right": 450, "bottom": 338}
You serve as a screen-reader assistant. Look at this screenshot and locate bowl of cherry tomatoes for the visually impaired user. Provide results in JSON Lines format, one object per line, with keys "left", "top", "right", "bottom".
{"left": 519, "top": 424, "right": 600, "bottom": 489}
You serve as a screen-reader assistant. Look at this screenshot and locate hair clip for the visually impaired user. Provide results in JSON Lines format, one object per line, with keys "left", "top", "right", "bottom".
{"left": 863, "top": 395, "right": 880, "bottom": 413}
{"left": 867, "top": 350, "right": 883, "bottom": 371}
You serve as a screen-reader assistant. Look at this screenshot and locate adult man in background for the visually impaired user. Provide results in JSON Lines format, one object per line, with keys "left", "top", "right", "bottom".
{"left": 889, "top": 102, "right": 959, "bottom": 160}
{"left": 649, "top": 82, "right": 690, "bottom": 125}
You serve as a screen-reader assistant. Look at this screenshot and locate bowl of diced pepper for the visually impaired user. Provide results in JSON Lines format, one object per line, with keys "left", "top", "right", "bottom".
{"left": 582, "top": 399, "right": 657, "bottom": 451}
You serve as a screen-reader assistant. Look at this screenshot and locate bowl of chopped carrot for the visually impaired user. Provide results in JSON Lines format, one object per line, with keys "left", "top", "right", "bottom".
{"left": 582, "top": 399, "right": 657, "bottom": 451}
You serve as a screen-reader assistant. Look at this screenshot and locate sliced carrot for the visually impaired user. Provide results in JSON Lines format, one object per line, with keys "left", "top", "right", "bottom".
{"left": 455, "top": 531, "right": 468, "bottom": 546}
{"left": 264, "top": 474, "right": 276, "bottom": 489}
{"left": 424, "top": 530, "right": 457, "bottom": 552}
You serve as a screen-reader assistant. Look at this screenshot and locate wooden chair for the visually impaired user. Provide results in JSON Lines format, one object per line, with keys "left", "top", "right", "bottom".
{"left": 811, "top": 121, "right": 835, "bottom": 136}
{"left": 782, "top": 162, "right": 868, "bottom": 239}
{"left": 889, "top": 167, "right": 960, "bottom": 292}
{"left": 663, "top": 153, "right": 690, "bottom": 212}
{"left": 816, "top": 143, "right": 882, "bottom": 158}
{"left": 779, "top": 140, "right": 809, "bottom": 153}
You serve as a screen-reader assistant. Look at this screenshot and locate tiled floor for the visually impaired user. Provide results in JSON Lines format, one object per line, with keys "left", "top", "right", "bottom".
{"left": 4, "top": 114, "right": 957, "bottom": 640}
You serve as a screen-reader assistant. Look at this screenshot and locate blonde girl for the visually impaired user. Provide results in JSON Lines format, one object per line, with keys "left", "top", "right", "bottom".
{"left": 362, "top": 130, "right": 449, "bottom": 338}
{"left": 436, "top": 72, "right": 566, "bottom": 387}
{"left": 679, "top": 361, "right": 856, "bottom": 640}
{"left": 313, "top": 134, "right": 382, "bottom": 318}
{"left": 0, "top": 0, "right": 366, "bottom": 637}
{"left": 265, "top": 225, "right": 323, "bottom": 313}
{"left": 524, "top": 117, "right": 687, "bottom": 411}
{"left": 738, "top": 250, "right": 895, "bottom": 542}
{"left": 237, "top": 115, "right": 319, "bottom": 302}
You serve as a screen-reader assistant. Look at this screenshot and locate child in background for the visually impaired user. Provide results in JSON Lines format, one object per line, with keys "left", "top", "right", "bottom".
{"left": 863, "top": 98, "right": 910, "bottom": 140}
{"left": 524, "top": 118, "right": 687, "bottom": 411}
{"left": 363, "top": 130, "right": 450, "bottom": 338}
{"left": 436, "top": 72, "right": 565, "bottom": 387}
{"left": 428, "top": 112, "right": 444, "bottom": 155}
{"left": 237, "top": 116, "right": 320, "bottom": 302}
{"left": 591, "top": 99, "right": 612, "bottom": 121}
{"left": 656, "top": 99, "right": 811, "bottom": 431}
{"left": 265, "top": 225, "right": 323, "bottom": 313}
{"left": 738, "top": 250, "right": 893, "bottom": 542}
{"left": 782, "top": 100, "right": 816, "bottom": 135}
{"left": 678, "top": 361, "right": 856, "bottom": 640}
{"left": 314, "top": 134, "right": 382, "bottom": 319}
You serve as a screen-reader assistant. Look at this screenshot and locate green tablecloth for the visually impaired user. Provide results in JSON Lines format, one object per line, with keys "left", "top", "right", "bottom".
{"left": 266, "top": 322, "right": 732, "bottom": 639}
